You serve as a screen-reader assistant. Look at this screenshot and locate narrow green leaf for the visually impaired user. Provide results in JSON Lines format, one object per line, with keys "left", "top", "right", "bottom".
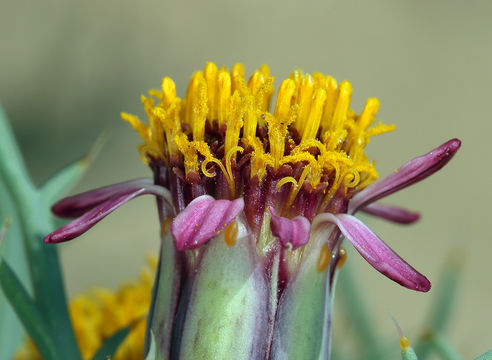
{"left": 424, "top": 331, "right": 463, "bottom": 360}
{"left": 402, "top": 346, "right": 418, "bottom": 360}
{"left": 0, "top": 176, "right": 31, "bottom": 359}
{"left": 337, "top": 258, "right": 384, "bottom": 359}
{"left": 91, "top": 326, "right": 131, "bottom": 360}
{"left": 40, "top": 157, "right": 90, "bottom": 204}
{"left": 0, "top": 107, "right": 82, "bottom": 359}
{"left": 415, "top": 258, "right": 462, "bottom": 359}
{"left": 0, "top": 260, "right": 60, "bottom": 360}
{"left": 0, "top": 105, "right": 34, "bottom": 193}
{"left": 40, "top": 131, "right": 105, "bottom": 204}
{"left": 473, "top": 349, "right": 492, "bottom": 360}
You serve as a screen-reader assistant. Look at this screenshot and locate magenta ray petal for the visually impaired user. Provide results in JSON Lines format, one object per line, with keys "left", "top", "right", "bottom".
{"left": 45, "top": 185, "right": 173, "bottom": 243}
{"left": 269, "top": 207, "right": 311, "bottom": 250}
{"left": 171, "top": 195, "right": 244, "bottom": 251}
{"left": 313, "top": 213, "right": 431, "bottom": 292}
{"left": 361, "top": 203, "right": 420, "bottom": 224}
{"left": 52, "top": 178, "right": 154, "bottom": 218}
{"left": 349, "top": 138, "right": 461, "bottom": 214}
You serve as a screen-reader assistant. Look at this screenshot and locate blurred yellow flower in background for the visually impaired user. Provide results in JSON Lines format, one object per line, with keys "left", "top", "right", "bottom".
{"left": 16, "top": 256, "right": 157, "bottom": 360}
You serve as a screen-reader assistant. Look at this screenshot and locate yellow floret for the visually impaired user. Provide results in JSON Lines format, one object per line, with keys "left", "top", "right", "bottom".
{"left": 122, "top": 62, "right": 394, "bottom": 201}
{"left": 16, "top": 256, "right": 157, "bottom": 360}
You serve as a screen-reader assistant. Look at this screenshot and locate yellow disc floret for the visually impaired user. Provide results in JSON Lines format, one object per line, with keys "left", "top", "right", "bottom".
{"left": 122, "top": 62, "right": 394, "bottom": 202}
{"left": 16, "top": 257, "right": 157, "bottom": 360}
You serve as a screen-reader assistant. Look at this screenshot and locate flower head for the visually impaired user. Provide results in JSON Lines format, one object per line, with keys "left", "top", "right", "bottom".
{"left": 44, "top": 62, "right": 460, "bottom": 359}
{"left": 121, "top": 63, "right": 393, "bottom": 224}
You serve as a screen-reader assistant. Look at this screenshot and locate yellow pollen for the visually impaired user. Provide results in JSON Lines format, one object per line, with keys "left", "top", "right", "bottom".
{"left": 224, "top": 221, "right": 238, "bottom": 246}
{"left": 204, "top": 62, "right": 219, "bottom": 122}
{"left": 337, "top": 247, "right": 347, "bottom": 268}
{"left": 399, "top": 336, "right": 411, "bottom": 350}
{"left": 161, "top": 218, "right": 172, "bottom": 234}
{"left": 317, "top": 245, "right": 331, "bottom": 272}
{"left": 217, "top": 70, "right": 231, "bottom": 126}
{"left": 123, "top": 63, "right": 394, "bottom": 200}
{"left": 161, "top": 77, "right": 176, "bottom": 108}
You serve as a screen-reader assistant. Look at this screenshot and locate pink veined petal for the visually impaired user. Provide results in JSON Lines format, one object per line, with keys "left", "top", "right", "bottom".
{"left": 52, "top": 178, "right": 154, "bottom": 218}
{"left": 269, "top": 207, "right": 311, "bottom": 250}
{"left": 361, "top": 203, "right": 420, "bottom": 224}
{"left": 45, "top": 184, "right": 173, "bottom": 243}
{"left": 313, "top": 213, "right": 431, "bottom": 292}
{"left": 171, "top": 195, "right": 244, "bottom": 251}
{"left": 349, "top": 138, "right": 461, "bottom": 214}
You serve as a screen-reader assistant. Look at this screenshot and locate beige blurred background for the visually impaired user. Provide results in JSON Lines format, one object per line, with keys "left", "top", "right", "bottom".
{"left": 1, "top": 0, "right": 490, "bottom": 358}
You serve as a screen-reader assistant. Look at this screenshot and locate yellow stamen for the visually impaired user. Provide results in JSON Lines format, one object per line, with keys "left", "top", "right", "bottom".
{"left": 184, "top": 71, "right": 203, "bottom": 124}
{"left": 337, "top": 247, "right": 347, "bottom": 268}
{"left": 124, "top": 62, "right": 394, "bottom": 206}
{"left": 161, "top": 77, "right": 177, "bottom": 108}
{"left": 217, "top": 70, "right": 231, "bottom": 127}
{"left": 294, "top": 74, "right": 314, "bottom": 135}
{"left": 399, "top": 336, "right": 411, "bottom": 350}
{"left": 320, "top": 76, "right": 338, "bottom": 134}
{"left": 224, "top": 221, "right": 238, "bottom": 246}
{"left": 325, "top": 81, "right": 352, "bottom": 151}
{"left": 231, "top": 63, "right": 245, "bottom": 94}
{"left": 317, "top": 245, "right": 331, "bottom": 272}
{"left": 161, "top": 218, "right": 172, "bottom": 235}
{"left": 204, "top": 62, "right": 218, "bottom": 122}
{"left": 301, "top": 88, "right": 327, "bottom": 142}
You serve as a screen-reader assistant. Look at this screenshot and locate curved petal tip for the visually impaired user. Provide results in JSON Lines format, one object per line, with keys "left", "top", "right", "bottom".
{"left": 171, "top": 195, "right": 244, "bottom": 251}
{"left": 269, "top": 207, "right": 311, "bottom": 250}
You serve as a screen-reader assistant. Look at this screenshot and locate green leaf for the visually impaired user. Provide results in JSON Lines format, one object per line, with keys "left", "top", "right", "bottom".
{"left": 415, "top": 258, "right": 462, "bottom": 359}
{"left": 0, "top": 175, "right": 31, "bottom": 358}
{"left": 0, "top": 260, "right": 60, "bottom": 360}
{"left": 337, "top": 256, "right": 384, "bottom": 359}
{"left": 0, "top": 105, "right": 82, "bottom": 359}
{"left": 0, "top": 105, "right": 34, "bottom": 193}
{"left": 402, "top": 346, "right": 418, "bottom": 360}
{"left": 424, "top": 331, "right": 463, "bottom": 360}
{"left": 473, "top": 349, "right": 492, "bottom": 360}
{"left": 40, "top": 132, "right": 105, "bottom": 204}
{"left": 91, "top": 326, "right": 131, "bottom": 360}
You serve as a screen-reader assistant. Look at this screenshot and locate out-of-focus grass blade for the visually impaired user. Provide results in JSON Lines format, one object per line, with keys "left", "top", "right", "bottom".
{"left": 473, "top": 349, "right": 492, "bottom": 360}
{"left": 420, "top": 331, "right": 463, "bottom": 360}
{"left": 91, "top": 326, "right": 131, "bottom": 360}
{"left": 0, "top": 106, "right": 82, "bottom": 359}
{"left": 0, "top": 128, "right": 32, "bottom": 357}
{"left": 401, "top": 346, "right": 418, "bottom": 360}
{"left": 0, "top": 260, "right": 60, "bottom": 360}
{"left": 40, "top": 157, "right": 91, "bottom": 205}
{"left": 40, "top": 131, "right": 105, "bottom": 204}
{"left": 415, "top": 257, "right": 462, "bottom": 359}
{"left": 337, "top": 255, "right": 384, "bottom": 360}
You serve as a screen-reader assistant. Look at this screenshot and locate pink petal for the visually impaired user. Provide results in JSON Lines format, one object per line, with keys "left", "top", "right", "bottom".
{"left": 52, "top": 178, "right": 153, "bottom": 218}
{"left": 313, "top": 213, "right": 431, "bottom": 292}
{"left": 361, "top": 203, "right": 420, "bottom": 224}
{"left": 171, "top": 195, "right": 244, "bottom": 251}
{"left": 45, "top": 184, "right": 172, "bottom": 243}
{"left": 349, "top": 139, "right": 461, "bottom": 214}
{"left": 269, "top": 207, "right": 311, "bottom": 250}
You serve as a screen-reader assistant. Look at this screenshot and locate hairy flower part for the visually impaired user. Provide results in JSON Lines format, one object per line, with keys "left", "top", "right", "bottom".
{"left": 44, "top": 63, "right": 461, "bottom": 359}
{"left": 15, "top": 256, "right": 157, "bottom": 360}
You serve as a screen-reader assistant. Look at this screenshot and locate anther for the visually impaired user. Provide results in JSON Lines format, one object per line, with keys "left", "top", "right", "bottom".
{"left": 224, "top": 221, "right": 238, "bottom": 247}
{"left": 317, "top": 245, "right": 331, "bottom": 272}
{"left": 337, "top": 247, "right": 347, "bottom": 268}
{"left": 161, "top": 218, "right": 172, "bottom": 235}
